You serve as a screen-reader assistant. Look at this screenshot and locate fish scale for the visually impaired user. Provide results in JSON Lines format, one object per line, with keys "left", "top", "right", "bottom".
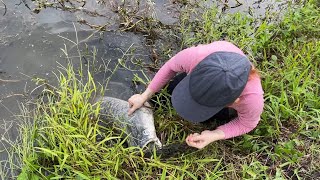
{"left": 97, "top": 96, "right": 162, "bottom": 149}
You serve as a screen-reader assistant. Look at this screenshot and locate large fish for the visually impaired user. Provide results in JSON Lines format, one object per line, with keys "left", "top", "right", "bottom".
{"left": 97, "top": 96, "right": 162, "bottom": 149}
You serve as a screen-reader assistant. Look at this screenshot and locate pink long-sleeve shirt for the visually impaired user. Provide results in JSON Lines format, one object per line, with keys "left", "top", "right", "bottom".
{"left": 148, "top": 41, "right": 264, "bottom": 139}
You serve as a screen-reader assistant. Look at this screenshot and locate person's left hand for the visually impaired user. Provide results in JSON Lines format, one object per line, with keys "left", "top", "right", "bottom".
{"left": 186, "top": 129, "right": 225, "bottom": 149}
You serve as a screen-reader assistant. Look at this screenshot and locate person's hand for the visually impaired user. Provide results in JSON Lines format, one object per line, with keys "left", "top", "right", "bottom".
{"left": 128, "top": 94, "right": 147, "bottom": 115}
{"left": 128, "top": 88, "right": 155, "bottom": 115}
{"left": 186, "top": 129, "right": 225, "bottom": 149}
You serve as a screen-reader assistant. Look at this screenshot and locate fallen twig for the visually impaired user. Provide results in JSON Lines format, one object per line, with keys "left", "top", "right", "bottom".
{"left": 16, "top": 0, "right": 31, "bottom": 10}
{"left": 1, "top": 0, "right": 7, "bottom": 16}
{"left": 1, "top": 93, "right": 25, "bottom": 99}
{"left": 0, "top": 79, "right": 20, "bottom": 83}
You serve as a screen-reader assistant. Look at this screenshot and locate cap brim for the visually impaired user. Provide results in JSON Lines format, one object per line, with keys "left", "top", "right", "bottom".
{"left": 171, "top": 74, "right": 224, "bottom": 123}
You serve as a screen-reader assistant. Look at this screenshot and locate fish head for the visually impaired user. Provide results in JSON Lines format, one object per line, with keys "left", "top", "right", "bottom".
{"left": 127, "top": 106, "right": 162, "bottom": 149}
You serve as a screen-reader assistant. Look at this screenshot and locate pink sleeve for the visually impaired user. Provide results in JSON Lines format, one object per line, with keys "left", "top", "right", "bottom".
{"left": 147, "top": 46, "right": 198, "bottom": 92}
{"left": 217, "top": 94, "right": 264, "bottom": 139}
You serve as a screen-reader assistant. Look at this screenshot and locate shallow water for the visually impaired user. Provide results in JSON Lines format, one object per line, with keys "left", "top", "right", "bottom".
{"left": 0, "top": 0, "right": 286, "bottom": 178}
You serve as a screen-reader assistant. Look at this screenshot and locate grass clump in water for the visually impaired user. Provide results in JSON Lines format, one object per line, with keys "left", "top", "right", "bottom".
{"left": 16, "top": 63, "right": 139, "bottom": 179}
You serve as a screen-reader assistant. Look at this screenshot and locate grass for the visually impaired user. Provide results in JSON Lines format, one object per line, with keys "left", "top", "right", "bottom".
{"left": 176, "top": 0, "right": 319, "bottom": 178}
{"left": 1, "top": 0, "right": 319, "bottom": 179}
{"left": 13, "top": 62, "right": 226, "bottom": 180}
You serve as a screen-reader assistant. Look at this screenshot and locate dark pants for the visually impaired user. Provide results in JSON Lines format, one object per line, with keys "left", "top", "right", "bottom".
{"left": 151, "top": 73, "right": 238, "bottom": 123}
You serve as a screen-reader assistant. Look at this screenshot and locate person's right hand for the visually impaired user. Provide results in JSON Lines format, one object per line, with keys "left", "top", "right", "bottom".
{"left": 185, "top": 129, "right": 225, "bottom": 149}
{"left": 128, "top": 94, "right": 146, "bottom": 115}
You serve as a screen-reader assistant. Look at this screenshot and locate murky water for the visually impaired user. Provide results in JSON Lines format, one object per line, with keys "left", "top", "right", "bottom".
{"left": 0, "top": 1, "right": 153, "bottom": 177}
{"left": 0, "top": 0, "right": 285, "bottom": 178}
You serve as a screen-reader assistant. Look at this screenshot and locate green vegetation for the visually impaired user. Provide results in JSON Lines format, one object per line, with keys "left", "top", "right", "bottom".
{"left": 5, "top": 0, "right": 320, "bottom": 179}
{"left": 178, "top": 0, "right": 320, "bottom": 178}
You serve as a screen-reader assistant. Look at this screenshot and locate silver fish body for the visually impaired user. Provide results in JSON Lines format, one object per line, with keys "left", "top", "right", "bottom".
{"left": 97, "top": 96, "right": 162, "bottom": 149}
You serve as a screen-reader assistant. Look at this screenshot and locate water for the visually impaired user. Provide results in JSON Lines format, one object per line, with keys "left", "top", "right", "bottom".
{"left": 0, "top": 1, "right": 153, "bottom": 178}
{"left": 0, "top": 0, "right": 286, "bottom": 178}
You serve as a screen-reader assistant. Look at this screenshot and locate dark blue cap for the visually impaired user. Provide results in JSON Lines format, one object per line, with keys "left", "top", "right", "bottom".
{"left": 171, "top": 51, "right": 251, "bottom": 122}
